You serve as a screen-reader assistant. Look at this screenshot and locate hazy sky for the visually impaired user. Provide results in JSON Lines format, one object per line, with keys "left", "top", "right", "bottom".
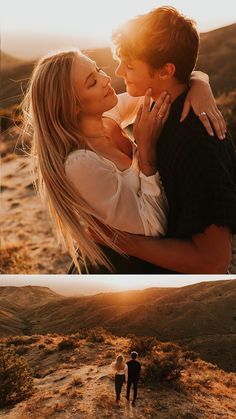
{"left": 2, "top": 0, "right": 236, "bottom": 58}
{"left": 0, "top": 275, "right": 234, "bottom": 296}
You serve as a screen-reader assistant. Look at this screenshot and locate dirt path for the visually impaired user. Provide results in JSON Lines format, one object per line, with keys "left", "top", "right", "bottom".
{"left": 1, "top": 154, "right": 70, "bottom": 274}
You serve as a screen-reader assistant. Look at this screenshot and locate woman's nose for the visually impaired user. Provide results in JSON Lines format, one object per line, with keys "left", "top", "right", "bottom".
{"left": 115, "top": 62, "right": 125, "bottom": 77}
{"left": 102, "top": 72, "right": 111, "bottom": 86}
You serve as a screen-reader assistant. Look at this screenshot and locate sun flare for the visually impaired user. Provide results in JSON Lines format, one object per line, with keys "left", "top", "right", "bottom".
{"left": 2, "top": 0, "right": 236, "bottom": 59}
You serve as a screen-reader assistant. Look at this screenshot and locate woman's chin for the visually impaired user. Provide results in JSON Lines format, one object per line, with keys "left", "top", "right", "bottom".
{"left": 105, "top": 94, "right": 118, "bottom": 111}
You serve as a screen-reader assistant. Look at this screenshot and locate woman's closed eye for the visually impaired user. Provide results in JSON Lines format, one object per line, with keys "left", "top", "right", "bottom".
{"left": 89, "top": 67, "right": 102, "bottom": 87}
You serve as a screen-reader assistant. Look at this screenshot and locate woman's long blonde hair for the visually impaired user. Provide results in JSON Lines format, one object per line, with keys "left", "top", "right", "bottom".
{"left": 115, "top": 355, "right": 125, "bottom": 372}
{"left": 21, "top": 49, "right": 122, "bottom": 272}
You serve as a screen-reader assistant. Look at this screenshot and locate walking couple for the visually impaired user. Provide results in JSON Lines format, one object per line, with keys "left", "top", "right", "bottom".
{"left": 112, "top": 351, "right": 141, "bottom": 407}
{"left": 23, "top": 6, "right": 236, "bottom": 274}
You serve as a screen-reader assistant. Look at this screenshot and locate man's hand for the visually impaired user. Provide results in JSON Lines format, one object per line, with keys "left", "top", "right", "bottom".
{"left": 88, "top": 219, "right": 129, "bottom": 248}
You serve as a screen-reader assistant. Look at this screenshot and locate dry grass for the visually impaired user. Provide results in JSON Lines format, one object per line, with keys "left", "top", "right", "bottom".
{"left": 95, "top": 392, "right": 117, "bottom": 418}
{"left": 6, "top": 336, "right": 40, "bottom": 346}
{"left": 21, "top": 394, "right": 73, "bottom": 418}
{"left": 0, "top": 241, "right": 37, "bottom": 274}
{"left": 69, "top": 376, "right": 83, "bottom": 387}
{"left": 1, "top": 331, "right": 236, "bottom": 419}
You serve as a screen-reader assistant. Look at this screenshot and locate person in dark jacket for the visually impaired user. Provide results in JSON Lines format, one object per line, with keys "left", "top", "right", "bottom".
{"left": 126, "top": 351, "right": 141, "bottom": 406}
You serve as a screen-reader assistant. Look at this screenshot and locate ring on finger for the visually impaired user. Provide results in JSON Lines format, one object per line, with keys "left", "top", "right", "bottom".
{"left": 198, "top": 111, "right": 207, "bottom": 117}
{"left": 157, "top": 113, "right": 163, "bottom": 118}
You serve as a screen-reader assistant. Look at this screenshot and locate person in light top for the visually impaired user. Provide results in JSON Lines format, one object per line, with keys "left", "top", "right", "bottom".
{"left": 111, "top": 354, "right": 128, "bottom": 405}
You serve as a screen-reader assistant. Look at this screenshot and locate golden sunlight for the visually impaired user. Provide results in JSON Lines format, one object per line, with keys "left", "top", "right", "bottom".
{"left": 3, "top": 0, "right": 236, "bottom": 38}
{"left": 2, "top": 0, "right": 236, "bottom": 59}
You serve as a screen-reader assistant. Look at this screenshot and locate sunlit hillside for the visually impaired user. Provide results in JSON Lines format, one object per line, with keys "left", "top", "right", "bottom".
{"left": 0, "top": 329, "right": 236, "bottom": 418}
{"left": 1, "top": 281, "right": 236, "bottom": 372}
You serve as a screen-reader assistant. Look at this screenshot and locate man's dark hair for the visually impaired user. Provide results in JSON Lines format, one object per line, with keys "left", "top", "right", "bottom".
{"left": 112, "top": 6, "right": 199, "bottom": 84}
{"left": 131, "top": 351, "right": 138, "bottom": 359}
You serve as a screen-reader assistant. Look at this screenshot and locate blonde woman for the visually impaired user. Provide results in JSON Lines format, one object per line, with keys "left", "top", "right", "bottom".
{"left": 22, "top": 49, "right": 225, "bottom": 273}
{"left": 111, "top": 354, "right": 128, "bottom": 405}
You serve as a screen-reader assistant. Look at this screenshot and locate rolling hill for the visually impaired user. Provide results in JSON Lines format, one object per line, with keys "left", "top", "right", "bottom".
{"left": 1, "top": 280, "right": 236, "bottom": 371}
{"left": 196, "top": 23, "right": 236, "bottom": 95}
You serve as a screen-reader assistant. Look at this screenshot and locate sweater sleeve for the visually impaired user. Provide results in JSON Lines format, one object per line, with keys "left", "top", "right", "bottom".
{"left": 103, "top": 93, "right": 144, "bottom": 128}
{"left": 65, "top": 150, "right": 167, "bottom": 236}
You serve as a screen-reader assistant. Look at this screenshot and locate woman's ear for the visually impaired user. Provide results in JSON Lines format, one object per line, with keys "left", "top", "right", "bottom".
{"left": 157, "top": 63, "right": 176, "bottom": 80}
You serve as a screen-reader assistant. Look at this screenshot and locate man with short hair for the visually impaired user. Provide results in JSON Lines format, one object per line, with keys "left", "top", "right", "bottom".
{"left": 95, "top": 6, "right": 236, "bottom": 274}
{"left": 126, "top": 351, "right": 141, "bottom": 406}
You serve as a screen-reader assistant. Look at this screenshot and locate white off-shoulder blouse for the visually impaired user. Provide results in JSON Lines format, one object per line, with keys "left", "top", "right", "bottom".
{"left": 65, "top": 93, "right": 168, "bottom": 237}
{"left": 111, "top": 362, "right": 128, "bottom": 379}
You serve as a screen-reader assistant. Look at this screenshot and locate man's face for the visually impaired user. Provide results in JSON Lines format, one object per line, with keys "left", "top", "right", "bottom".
{"left": 115, "top": 56, "right": 156, "bottom": 97}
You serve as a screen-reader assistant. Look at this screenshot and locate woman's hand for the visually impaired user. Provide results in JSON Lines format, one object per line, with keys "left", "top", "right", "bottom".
{"left": 133, "top": 89, "right": 171, "bottom": 175}
{"left": 180, "top": 73, "right": 226, "bottom": 140}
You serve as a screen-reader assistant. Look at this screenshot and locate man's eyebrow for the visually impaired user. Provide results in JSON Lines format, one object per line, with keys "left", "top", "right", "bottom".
{"left": 84, "top": 62, "right": 96, "bottom": 85}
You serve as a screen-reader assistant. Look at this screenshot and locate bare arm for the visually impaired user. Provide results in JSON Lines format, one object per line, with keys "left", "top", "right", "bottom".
{"left": 114, "top": 224, "right": 232, "bottom": 274}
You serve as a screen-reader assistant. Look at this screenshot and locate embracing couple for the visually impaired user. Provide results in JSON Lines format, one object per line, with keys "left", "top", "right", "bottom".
{"left": 23, "top": 6, "right": 236, "bottom": 274}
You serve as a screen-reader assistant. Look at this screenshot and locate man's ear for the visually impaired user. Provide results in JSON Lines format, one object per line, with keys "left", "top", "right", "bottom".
{"left": 156, "top": 63, "right": 176, "bottom": 80}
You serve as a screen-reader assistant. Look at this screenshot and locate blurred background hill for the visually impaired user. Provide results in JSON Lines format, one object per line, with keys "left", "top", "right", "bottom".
{"left": 196, "top": 23, "right": 236, "bottom": 95}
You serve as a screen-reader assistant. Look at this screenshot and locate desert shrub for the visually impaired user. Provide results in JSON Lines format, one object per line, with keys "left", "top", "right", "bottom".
{"left": 15, "top": 345, "right": 30, "bottom": 356}
{"left": 0, "top": 345, "right": 33, "bottom": 407}
{"left": 72, "top": 329, "right": 89, "bottom": 340}
{"left": 47, "top": 333, "right": 58, "bottom": 338}
{"left": 128, "top": 336, "right": 158, "bottom": 356}
{"left": 142, "top": 349, "right": 183, "bottom": 385}
{"left": 87, "top": 327, "right": 106, "bottom": 343}
{"left": 33, "top": 372, "right": 42, "bottom": 378}
{"left": 44, "top": 338, "right": 53, "bottom": 344}
{"left": 70, "top": 376, "right": 83, "bottom": 387}
{"left": 160, "top": 342, "right": 181, "bottom": 353}
{"left": 182, "top": 350, "right": 199, "bottom": 362}
{"left": 38, "top": 344, "right": 46, "bottom": 350}
{"left": 69, "top": 331, "right": 86, "bottom": 340}
{"left": 6, "top": 336, "right": 39, "bottom": 346}
{"left": 43, "top": 347, "right": 56, "bottom": 356}
{"left": 195, "top": 374, "right": 212, "bottom": 389}
{"left": 225, "top": 373, "right": 236, "bottom": 388}
{"left": 58, "top": 338, "right": 77, "bottom": 351}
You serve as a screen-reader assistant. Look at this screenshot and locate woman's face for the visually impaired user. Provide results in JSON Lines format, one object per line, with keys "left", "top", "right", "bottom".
{"left": 73, "top": 53, "right": 118, "bottom": 115}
